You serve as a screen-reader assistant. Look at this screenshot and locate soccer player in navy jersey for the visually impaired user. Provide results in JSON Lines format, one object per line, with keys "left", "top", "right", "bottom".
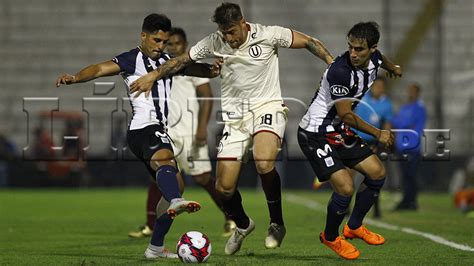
{"left": 56, "top": 13, "right": 221, "bottom": 260}
{"left": 298, "top": 22, "right": 401, "bottom": 260}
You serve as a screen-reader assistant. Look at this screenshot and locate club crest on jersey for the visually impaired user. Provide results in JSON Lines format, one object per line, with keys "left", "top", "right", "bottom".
{"left": 330, "top": 85, "right": 349, "bottom": 96}
{"left": 249, "top": 44, "right": 262, "bottom": 58}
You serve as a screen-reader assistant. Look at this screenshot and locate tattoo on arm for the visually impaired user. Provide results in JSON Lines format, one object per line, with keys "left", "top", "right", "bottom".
{"left": 306, "top": 38, "right": 333, "bottom": 64}
{"left": 155, "top": 55, "right": 192, "bottom": 78}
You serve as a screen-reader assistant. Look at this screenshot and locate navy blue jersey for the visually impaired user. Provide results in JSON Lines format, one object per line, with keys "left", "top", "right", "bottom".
{"left": 112, "top": 47, "right": 173, "bottom": 130}
{"left": 299, "top": 50, "right": 383, "bottom": 133}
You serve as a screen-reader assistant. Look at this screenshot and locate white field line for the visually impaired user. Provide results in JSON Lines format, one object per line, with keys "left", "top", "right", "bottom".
{"left": 286, "top": 194, "right": 474, "bottom": 252}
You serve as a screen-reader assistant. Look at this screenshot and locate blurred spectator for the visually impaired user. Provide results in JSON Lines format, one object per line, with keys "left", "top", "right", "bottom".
{"left": 391, "top": 83, "right": 427, "bottom": 211}
{"left": 0, "top": 133, "right": 17, "bottom": 187}
{"left": 354, "top": 76, "right": 393, "bottom": 218}
{"left": 450, "top": 157, "right": 474, "bottom": 215}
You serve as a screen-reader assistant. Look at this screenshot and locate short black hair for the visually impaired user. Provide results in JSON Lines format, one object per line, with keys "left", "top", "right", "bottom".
{"left": 212, "top": 2, "right": 243, "bottom": 28}
{"left": 142, "top": 13, "right": 171, "bottom": 33}
{"left": 170, "top": 27, "right": 187, "bottom": 43}
{"left": 347, "top": 22, "right": 380, "bottom": 48}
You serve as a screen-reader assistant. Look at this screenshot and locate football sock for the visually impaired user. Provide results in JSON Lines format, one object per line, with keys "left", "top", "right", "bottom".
{"left": 197, "top": 173, "right": 230, "bottom": 220}
{"left": 348, "top": 178, "right": 385, "bottom": 230}
{"left": 147, "top": 181, "right": 162, "bottom": 229}
{"left": 155, "top": 165, "right": 181, "bottom": 202}
{"left": 325, "top": 192, "right": 352, "bottom": 241}
{"left": 150, "top": 213, "right": 173, "bottom": 247}
{"left": 259, "top": 168, "right": 284, "bottom": 225}
{"left": 221, "top": 190, "right": 250, "bottom": 229}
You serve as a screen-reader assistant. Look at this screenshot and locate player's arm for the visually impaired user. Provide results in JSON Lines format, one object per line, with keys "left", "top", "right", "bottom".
{"left": 56, "top": 61, "right": 121, "bottom": 87}
{"left": 129, "top": 53, "right": 193, "bottom": 98}
{"left": 380, "top": 52, "right": 402, "bottom": 78}
{"left": 335, "top": 100, "right": 394, "bottom": 148}
{"left": 290, "top": 31, "right": 334, "bottom": 64}
{"left": 194, "top": 83, "right": 213, "bottom": 146}
{"left": 182, "top": 58, "right": 223, "bottom": 78}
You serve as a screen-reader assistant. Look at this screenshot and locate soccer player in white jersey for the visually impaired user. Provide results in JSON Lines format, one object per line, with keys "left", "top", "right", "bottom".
{"left": 128, "top": 27, "right": 236, "bottom": 239}
{"left": 130, "top": 3, "right": 333, "bottom": 255}
{"left": 55, "top": 14, "right": 220, "bottom": 260}
{"left": 298, "top": 22, "right": 402, "bottom": 260}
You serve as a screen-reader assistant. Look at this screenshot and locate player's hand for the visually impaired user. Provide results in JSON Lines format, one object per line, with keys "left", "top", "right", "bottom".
{"left": 130, "top": 71, "right": 158, "bottom": 98}
{"left": 209, "top": 58, "right": 223, "bottom": 78}
{"left": 55, "top": 74, "right": 76, "bottom": 87}
{"left": 194, "top": 129, "right": 207, "bottom": 148}
{"left": 377, "top": 129, "right": 394, "bottom": 149}
{"left": 386, "top": 65, "right": 402, "bottom": 79}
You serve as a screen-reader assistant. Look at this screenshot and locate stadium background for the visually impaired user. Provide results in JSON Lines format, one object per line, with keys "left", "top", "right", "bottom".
{"left": 0, "top": 0, "right": 472, "bottom": 189}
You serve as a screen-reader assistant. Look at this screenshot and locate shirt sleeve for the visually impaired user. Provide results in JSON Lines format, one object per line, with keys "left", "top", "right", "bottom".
{"left": 371, "top": 50, "right": 383, "bottom": 68}
{"left": 326, "top": 65, "right": 352, "bottom": 100}
{"left": 266, "top": 25, "right": 293, "bottom": 48}
{"left": 189, "top": 34, "right": 216, "bottom": 61}
{"left": 112, "top": 50, "right": 137, "bottom": 74}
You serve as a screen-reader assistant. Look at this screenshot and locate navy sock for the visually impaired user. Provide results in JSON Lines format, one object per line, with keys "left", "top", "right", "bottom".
{"left": 155, "top": 165, "right": 181, "bottom": 202}
{"left": 260, "top": 168, "right": 284, "bottom": 225}
{"left": 324, "top": 192, "right": 352, "bottom": 241}
{"left": 348, "top": 178, "right": 385, "bottom": 229}
{"left": 221, "top": 190, "right": 250, "bottom": 229}
{"left": 150, "top": 213, "right": 173, "bottom": 247}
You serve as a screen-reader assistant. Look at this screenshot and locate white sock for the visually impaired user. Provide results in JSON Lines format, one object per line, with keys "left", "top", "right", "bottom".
{"left": 147, "top": 243, "right": 164, "bottom": 253}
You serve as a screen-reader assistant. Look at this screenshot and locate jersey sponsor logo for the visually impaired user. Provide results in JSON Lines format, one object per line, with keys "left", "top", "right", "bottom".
{"left": 155, "top": 131, "right": 170, "bottom": 144}
{"left": 330, "top": 85, "right": 350, "bottom": 96}
{"left": 316, "top": 144, "right": 333, "bottom": 158}
{"left": 251, "top": 32, "right": 257, "bottom": 39}
{"left": 249, "top": 44, "right": 262, "bottom": 58}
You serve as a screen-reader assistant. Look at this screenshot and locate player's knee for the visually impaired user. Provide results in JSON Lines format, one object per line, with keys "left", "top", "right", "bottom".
{"left": 255, "top": 160, "right": 275, "bottom": 175}
{"left": 368, "top": 165, "right": 386, "bottom": 180}
{"left": 192, "top": 173, "right": 211, "bottom": 186}
{"left": 337, "top": 184, "right": 354, "bottom": 197}
{"left": 216, "top": 183, "right": 235, "bottom": 199}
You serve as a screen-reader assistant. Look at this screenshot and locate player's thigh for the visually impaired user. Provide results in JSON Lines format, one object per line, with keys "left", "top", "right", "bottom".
{"left": 329, "top": 168, "right": 355, "bottom": 197}
{"left": 215, "top": 160, "right": 242, "bottom": 194}
{"left": 252, "top": 131, "right": 281, "bottom": 173}
{"left": 352, "top": 154, "right": 386, "bottom": 180}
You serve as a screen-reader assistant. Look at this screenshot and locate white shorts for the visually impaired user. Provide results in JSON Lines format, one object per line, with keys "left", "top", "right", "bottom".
{"left": 217, "top": 102, "right": 288, "bottom": 161}
{"left": 168, "top": 132, "right": 212, "bottom": 176}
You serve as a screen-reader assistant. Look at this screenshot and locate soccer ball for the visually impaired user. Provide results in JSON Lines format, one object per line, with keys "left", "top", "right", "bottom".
{"left": 176, "top": 231, "right": 212, "bottom": 263}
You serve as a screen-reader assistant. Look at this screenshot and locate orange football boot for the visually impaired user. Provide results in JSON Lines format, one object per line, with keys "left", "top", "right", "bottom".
{"left": 320, "top": 232, "right": 360, "bottom": 260}
{"left": 343, "top": 224, "right": 385, "bottom": 245}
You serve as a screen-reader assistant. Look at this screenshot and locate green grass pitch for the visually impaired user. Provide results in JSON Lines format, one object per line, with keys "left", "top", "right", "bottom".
{"left": 1, "top": 188, "right": 473, "bottom": 265}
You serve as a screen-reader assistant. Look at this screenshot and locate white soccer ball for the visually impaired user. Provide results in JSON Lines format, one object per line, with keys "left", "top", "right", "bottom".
{"left": 176, "top": 231, "right": 212, "bottom": 263}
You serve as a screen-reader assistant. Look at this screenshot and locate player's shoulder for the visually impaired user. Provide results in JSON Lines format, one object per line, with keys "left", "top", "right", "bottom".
{"left": 115, "top": 47, "right": 140, "bottom": 59}
{"left": 370, "top": 50, "right": 383, "bottom": 67}
{"left": 327, "top": 52, "right": 353, "bottom": 81}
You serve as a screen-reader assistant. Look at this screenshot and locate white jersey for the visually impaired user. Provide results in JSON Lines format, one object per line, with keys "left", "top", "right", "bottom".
{"left": 167, "top": 75, "right": 210, "bottom": 134}
{"left": 189, "top": 22, "right": 293, "bottom": 121}
{"left": 112, "top": 47, "right": 172, "bottom": 130}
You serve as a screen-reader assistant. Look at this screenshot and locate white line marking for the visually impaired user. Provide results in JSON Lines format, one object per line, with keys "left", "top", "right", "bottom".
{"left": 286, "top": 194, "right": 474, "bottom": 252}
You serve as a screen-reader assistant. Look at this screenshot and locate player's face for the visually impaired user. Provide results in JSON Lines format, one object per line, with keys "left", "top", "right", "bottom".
{"left": 348, "top": 36, "right": 376, "bottom": 69}
{"left": 140, "top": 30, "right": 170, "bottom": 59}
{"left": 219, "top": 19, "right": 248, "bottom": 49}
{"left": 371, "top": 79, "right": 385, "bottom": 99}
{"left": 407, "top": 84, "right": 419, "bottom": 102}
{"left": 166, "top": 34, "right": 187, "bottom": 57}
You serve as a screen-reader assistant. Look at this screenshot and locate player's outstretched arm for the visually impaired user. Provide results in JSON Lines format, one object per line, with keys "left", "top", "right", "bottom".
{"left": 335, "top": 100, "right": 394, "bottom": 148}
{"left": 380, "top": 53, "right": 402, "bottom": 78}
{"left": 130, "top": 53, "right": 193, "bottom": 98}
{"left": 182, "top": 58, "right": 223, "bottom": 79}
{"left": 290, "top": 31, "right": 334, "bottom": 64}
{"left": 55, "top": 61, "right": 121, "bottom": 87}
